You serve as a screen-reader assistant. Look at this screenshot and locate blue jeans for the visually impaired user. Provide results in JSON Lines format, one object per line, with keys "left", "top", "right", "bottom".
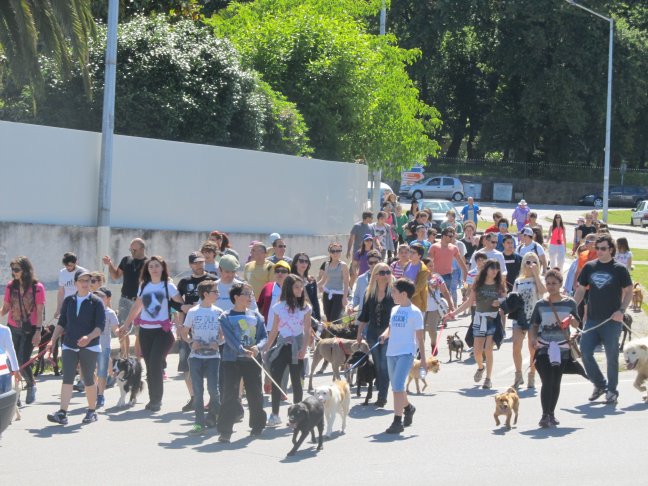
{"left": 451, "top": 267, "right": 462, "bottom": 306}
{"left": 367, "top": 331, "right": 389, "bottom": 401}
{"left": 189, "top": 357, "right": 221, "bottom": 427}
{"left": 580, "top": 320, "right": 622, "bottom": 393}
{"left": 96, "top": 347, "right": 111, "bottom": 379}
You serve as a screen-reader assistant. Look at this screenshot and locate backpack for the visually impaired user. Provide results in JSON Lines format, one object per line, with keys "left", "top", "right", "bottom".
{"left": 517, "top": 242, "right": 539, "bottom": 256}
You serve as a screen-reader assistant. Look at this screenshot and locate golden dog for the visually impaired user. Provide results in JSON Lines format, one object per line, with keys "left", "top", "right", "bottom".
{"left": 494, "top": 387, "right": 519, "bottom": 429}
{"left": 406, "top": 357, "right": 440, "bottom": 394}
{"left": 632, "top": 283, "right": 644, "bottom": 312}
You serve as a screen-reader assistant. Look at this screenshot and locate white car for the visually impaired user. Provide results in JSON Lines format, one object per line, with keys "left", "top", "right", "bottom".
{"left": 630, "top": 200, "right": 648, "bottom": 228}
{"left": 367, "top": 181, "right": 394, "bottom": 207}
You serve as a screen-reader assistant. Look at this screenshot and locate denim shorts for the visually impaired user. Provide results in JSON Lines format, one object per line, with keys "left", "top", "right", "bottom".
{"left": 96, "top": 346, "right": 111, "bottom": 379}
{"left": 472, "top": 317, "right": 497, "bottom": 338}
{"left": 178, "top": 340, "right": 191, "bottom": 372}
{"left": 387, "top": 354, "right": 415, "bottom": 392}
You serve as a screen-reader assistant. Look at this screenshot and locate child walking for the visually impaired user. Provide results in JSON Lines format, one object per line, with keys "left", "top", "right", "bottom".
{"left": 94, "top": 287, "right": 120, "bottom": 409}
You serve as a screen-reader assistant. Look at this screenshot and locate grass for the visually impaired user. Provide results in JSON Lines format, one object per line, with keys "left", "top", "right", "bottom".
{"left": 581, "top": 209, "right": 632, "bottom": 226}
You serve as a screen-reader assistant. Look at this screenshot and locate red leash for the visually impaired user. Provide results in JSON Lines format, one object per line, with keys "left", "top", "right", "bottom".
{"left": 431, "top": 316, "right": 448, "bottom": 358}
{"left": 18, "top": 339, "right": 52, "bottom": 371}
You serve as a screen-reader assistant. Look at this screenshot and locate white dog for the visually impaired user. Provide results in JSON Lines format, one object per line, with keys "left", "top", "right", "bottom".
{"left": 314, "top": 379, "right": 351, "bottom": 438}
{"left": 624, "top": 337, "right": 648, "bottom": 401}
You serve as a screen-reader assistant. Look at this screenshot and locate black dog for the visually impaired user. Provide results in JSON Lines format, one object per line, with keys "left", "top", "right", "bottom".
{"left": 286, "top": 396, "right": 324, "bottom": 456}
{"left": 33, "top": 324, "right": 60, "bottom": 377}
{"left": 620, "top": 313, "right": 633, "bottom": 351}
{"left": 346, "top": 350, "right": 376, "bottom": 405}
{"left": 447, "top": 332, "right": 464, "bottom": 362}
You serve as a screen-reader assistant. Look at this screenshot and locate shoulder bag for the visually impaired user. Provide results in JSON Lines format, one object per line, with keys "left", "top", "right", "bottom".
{"left": 548, "top": 301, "right": 581, "bottom": 361}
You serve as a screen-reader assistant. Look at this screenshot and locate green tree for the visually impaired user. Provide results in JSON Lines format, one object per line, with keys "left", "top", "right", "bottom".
{"left": 211, "top": 0, "right": 439, "bottom": 174}
{"left": 0, "top": 0, "right": 94, "bottom": 100}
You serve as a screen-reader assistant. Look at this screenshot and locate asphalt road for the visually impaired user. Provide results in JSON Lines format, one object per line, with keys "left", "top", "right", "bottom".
{"left": 3, "top": 311, "right": 648, "bottom": 485}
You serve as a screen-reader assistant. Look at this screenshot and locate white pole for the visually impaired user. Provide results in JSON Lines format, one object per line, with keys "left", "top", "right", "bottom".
{"left": 97, "top": 0, "right": 119, "bottom": 270}
{"left": 372, "top": 2, "right": 387, "bottom": 213}
{"left": 602, "top": 18, "right": 614, "bottom": 223}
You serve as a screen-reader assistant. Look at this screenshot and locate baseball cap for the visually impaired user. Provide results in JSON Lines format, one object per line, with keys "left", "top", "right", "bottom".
{"left": 363, "top": 233, "right": 374, "bottom": 241}
{"left": 219, "top": 254, "right": 240, "bottom": 272}
{"left": 94, "top": 286, "right": 112, "bottom": 298}
{"left": 269, "top": 233, "right": 282, "bottom": 246}
{"left": 274, "top": 260, "right": 291, "bottom": 271}
{"left": 74, "top": 269, "right": 92, "bottom": 281}
{"left": 188, "top": 251, "right": 205, "bottom": 264}
{"left": 521, "top": 227, "right": 534, "bottom": 237}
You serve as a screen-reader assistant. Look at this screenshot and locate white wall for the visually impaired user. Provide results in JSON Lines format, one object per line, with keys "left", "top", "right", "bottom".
{"left": 0, "top": 121, "right": 367, "bottom": 235}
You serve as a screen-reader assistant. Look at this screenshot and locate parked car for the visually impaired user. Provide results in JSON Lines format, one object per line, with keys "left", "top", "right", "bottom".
{"left": 406, "top": 176, "right": 464, "bottom": 201}
{"left": 418, "top": 199, "right": 458, "bottom": 231}
{"left": 631, "top": 200, "right": 648, "bottom": 228}
{"left": 578, "top": 186, "right": 648, "bottom": 208}
{"left": 367, "top": 181, "right": 395, "bottom": 208}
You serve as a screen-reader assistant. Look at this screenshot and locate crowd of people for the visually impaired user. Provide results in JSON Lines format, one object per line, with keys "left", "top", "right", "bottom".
{"left": 0, "top": 196, "right": 635, "bottom": 438}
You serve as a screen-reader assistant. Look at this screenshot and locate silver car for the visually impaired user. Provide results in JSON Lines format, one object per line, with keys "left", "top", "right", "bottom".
{"left": 407, "top": 176, "right": 464, "bottom": 201}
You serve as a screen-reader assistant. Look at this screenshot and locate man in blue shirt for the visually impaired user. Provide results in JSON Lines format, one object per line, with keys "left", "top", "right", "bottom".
{"left": 460, "top": 197, "right": 481, "bottom": 224}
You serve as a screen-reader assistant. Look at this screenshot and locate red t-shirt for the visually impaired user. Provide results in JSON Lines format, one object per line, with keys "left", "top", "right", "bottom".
{"left": 484, "top": 225, "right": 499, "bottom": 234}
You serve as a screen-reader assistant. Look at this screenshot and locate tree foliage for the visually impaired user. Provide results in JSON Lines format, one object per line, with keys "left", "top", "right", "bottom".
{"left": 210, "top": 0, "right": 440, "bottom": 174}
{"left": 0, "top": 15, "right": 311, "bottom": 155}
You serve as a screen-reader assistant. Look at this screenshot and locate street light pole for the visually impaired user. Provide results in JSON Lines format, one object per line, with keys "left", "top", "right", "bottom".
{"left": 565, "top": 0, "right": 614, "bottom": 223}
{"left": 371, "top": 2, "right": 387, "bottom": 212}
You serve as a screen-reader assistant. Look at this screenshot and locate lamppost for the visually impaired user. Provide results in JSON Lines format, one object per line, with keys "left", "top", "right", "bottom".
{"left": 371, "top": 2, "right": 387, "bottom": 212}
{"left": 565, "top": 0, "right": 614, "bottom": 223}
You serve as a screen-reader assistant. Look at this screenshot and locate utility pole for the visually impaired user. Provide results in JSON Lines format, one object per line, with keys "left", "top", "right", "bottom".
{"left": 371, "top": 2, "right": 387, "bottom": 213}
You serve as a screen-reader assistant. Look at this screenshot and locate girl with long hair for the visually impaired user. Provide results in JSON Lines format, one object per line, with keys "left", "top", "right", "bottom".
{"left": 356, "top": 262, "right": 395, "bottom": 407}
{"left": 0, "top": 256, "right": 45, "bottom": 405}
{"left": 548, "top": 214, "right": 567, "bottom": 271}
{"left": 119, "top": 256, "right": 186, "bottom": 412}
{"left": 615, "top": 237, "right": 632, "bottom": 269}
{"left": 265, "top": 274, "right": 312, "bottom": 426}
{"left": 511, "top": 253, "right": 546, "bottom": 390}
{"left": 318, "top": 242, "right": 350, "bottom": 322}
{"left": 448, "top": 259, "right": 506, "bottom": 389}
{"left": 291, "top": 253, "right": 321, "bottom": 322}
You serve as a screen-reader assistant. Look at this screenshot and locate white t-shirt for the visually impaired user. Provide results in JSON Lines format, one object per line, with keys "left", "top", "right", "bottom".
{"left": 137, "top": 281, "right": 179, "bottom": 326}
{"left": 184, "top": 304, "right": 223, "bottom": 359}
{"left": 469, "top": 249, "right": 508, "bottom": 275}
{"left": 387, "top": 304, "right": 424, "bottom": 356}
{"left": 615, "top": 251, "right": 632, "bottom": 269}
{"left": 517, "top": 241, "right": 545, "bottom": 258}
{"left": 100, "top": 308, "right": 119, "bottom": 349}
{"left": 512, "top": 277, "right": 541, "bottom": 322}
{"left": 272, "top": 301, "right": 311, "bottom": 337}
{"left": 59, "top": 266, "right": 87, "bottom": 298}
{"left": 215, "top": 278, "right": 258, "bottom": 312}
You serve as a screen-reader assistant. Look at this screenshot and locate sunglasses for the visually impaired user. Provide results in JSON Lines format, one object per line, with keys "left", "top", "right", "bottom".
{"left": 275, "top": 269, "right": 289, "bottom": 274}
{"left": 525, "top": 261, "right": 537, "bottom": 266}
{"left": 11, "top": 267, "right": 21, "bottom": 272}
{"left": 329, "top": 249, "right": 342, "bottom": 254}
{"left": 90, "top": 278, "right": 100, "bottom": 283}
{"left": 595, "top": 246, "right": 609, "bottom": 251}
{"left": 368, "top": 260, "right": 380, "bottom": 265}
{"left": 377, "top": 270, "right": 392, "bottom": 276}
{"left": 275, "top": 245, "right": 287, "bottom": 249}
{"left": 297, "top": 258, "right": 310, "bottom": 264}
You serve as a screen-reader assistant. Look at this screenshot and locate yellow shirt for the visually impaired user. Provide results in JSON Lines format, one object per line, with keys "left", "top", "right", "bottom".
{"left": 244, "top": 261, "right": 275, "bottom": 298}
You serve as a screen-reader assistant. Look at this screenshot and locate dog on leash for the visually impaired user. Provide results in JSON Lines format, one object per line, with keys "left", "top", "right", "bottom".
{"left": 447, "top": 332, "right": 464, "bottom": 362}
{"left": 308, "top": 338, "right": 369, "bottom": 392}
{"left": 632, "top": 283, "right": 644, "bottom": 312}
{"left": 494, "top": 387, "right": 519, "bottom": 429}
{"left": 33, "top": 324, "right": 60, "bottom": 377}
{"left": 406, "top": 357, "right": 440, "bottom": 394}
{"left": 620, "top": 313, "right": 634, "bottom": 351}
{"left": 314, "top": 379, "right": 351, "bottom": 438}
{"left": 623, "top": 337, "right": 648, "bottom": 401}
{"left": 286, "top": 396, "right": 324, "bottom": 456}
{"left": 112, "top": 357, "right": 144, "bottom": 407}
{"left": 346, "top": 350, "right": 376, "bottom": 405}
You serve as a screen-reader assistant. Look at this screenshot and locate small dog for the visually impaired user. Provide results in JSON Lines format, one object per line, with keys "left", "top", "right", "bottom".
{"left": 346, "top": 350, "right": 376, "bottom": 405}
{"left": 624, "top": 338, "right": 648, "bottom": 401}
{"left": 632, "top": 283, "right": 644, "bottom": 312}
{"left": 494, "top": 387, "right": 519, "bottom": 429}
{"left": 286, "top": 396, "right": 324, "bottom": 456}
{"left": 620, "top": 313, "right": 634, "bottom": 351}
{"left": 447, "top": 332, "right": 464, "bottom": 362}
{"left": 308, "top": 338, "right": 369, "bottom": 392}
{"left": 314, "top": 379, "right": 351, "bottom": 437}
{"left": 406, "top": 357, "right": 440, "bottom": 394}
{"left": 112, "top": 357, "right": 144, "bottom": 407}
{"left": 33, "top": 324, "right": 60, "bottom": 377}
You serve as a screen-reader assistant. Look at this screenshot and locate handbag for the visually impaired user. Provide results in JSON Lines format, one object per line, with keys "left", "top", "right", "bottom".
{"left": 548, "top": 301, "right": 581, "bottom": 361}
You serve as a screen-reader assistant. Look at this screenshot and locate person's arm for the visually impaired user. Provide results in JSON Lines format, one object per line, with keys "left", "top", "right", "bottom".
{"left": 119, "top": 298, "right": 143, "bottom": 335}
{"left": 614, "top": 285, "right": 634, "bottom": 322}
{"left": 455, "top": 250, "right": 469, "bottom": 279}
{"left": 627, "top": 254, "right": 633, "bottom": 270}
{"left": 378, "top": 324, "right": 390, "bottom": 343}
{"left": 266, "top": 313, "right": 280, "bottom": 351}
{"left": 298, "top": 309, "right": 312, "bottom": 358}
{"left": 346, "top": 232, "right": 355, "bottom": 260}
{"left": 254, "top": 313, "right": 268, "bottom": 352}
{"left": 341, "top": 263, "right": 350, "bottom": 308}
{"left": 573, "top": 285, "right": 586, "bottom": 307}
{"left": 416, "top": 329, "right": 427, "bottom": 372}
{"left": 356, "top": 320, "right": 367, "bottom": 344}
{"left": 439, "top": 280, "right": 455, "bottom": 311}
{"left": 532, "top": 270, "right": 546, "bottom": 295}
{"left": 101, "top": 256, "right": 123, "bottom": 280}
{"left": 448, "top": 289, "right": 476, "bottom": 317}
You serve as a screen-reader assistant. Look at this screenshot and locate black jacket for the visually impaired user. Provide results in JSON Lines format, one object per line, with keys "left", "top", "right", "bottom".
{"left": 59, "top": 293, "right": 106, "bottom": 350}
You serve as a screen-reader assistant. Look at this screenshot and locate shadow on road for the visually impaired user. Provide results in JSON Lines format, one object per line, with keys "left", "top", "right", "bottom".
{"left": 27, "top": 423, "right": 83, "bottom": 438}
{"left": 561, "top": 403, "right": 625, "bottom": 420}
{"left": 349, "top": 404, "right": 391, "bottom": 419}
{"left": 279, "top": 446, "right": 321, "bottom": 462}
{"left": 456, "top": 387, "right": 498, "bottom": 397}
{"left": 366, "top": 432, "right": 418, "bottom": 443}
{"left": 520, "top": 426, "right": 582, "bottom": 439}
{"left": 620, "top": 402, "right": 648, "bottom": 412}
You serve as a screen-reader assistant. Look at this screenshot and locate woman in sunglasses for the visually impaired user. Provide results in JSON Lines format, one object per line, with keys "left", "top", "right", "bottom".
{"left": 1, "top": 256, "right": 46, "bottom": 405}
{"left": 318, "top": 243, "right": 350, "bottom": 322}
{"left": 356, "top": 262, "right": 395, "bottom": 407}
{"left": 290, "top": 253, "right": 321, "bottom": 323}
{"left": 511, "top": 253, "right": 546, "bottom": 390}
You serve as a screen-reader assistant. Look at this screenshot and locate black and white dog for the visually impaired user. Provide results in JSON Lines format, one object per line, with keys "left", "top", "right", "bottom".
{"left": 112, "top": 357, "right": 144, "bottom": 407}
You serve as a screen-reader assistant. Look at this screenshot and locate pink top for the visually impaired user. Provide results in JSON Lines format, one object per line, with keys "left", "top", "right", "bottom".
{"left": 3, "top": 281, "right": 46, "bottom": 327}
{"left": 429, "top": 244, "right": 460, "bottom": 275}
{"left": 549, "top": 227, "right": 566, "bottom": 246}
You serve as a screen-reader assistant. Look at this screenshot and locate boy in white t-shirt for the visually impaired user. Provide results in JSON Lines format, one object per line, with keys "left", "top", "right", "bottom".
{"left": 94, "top": 287, "right": 120, "bottom": 409}
{"left": 379, "top": 278, "right": 426, "bottom": 434}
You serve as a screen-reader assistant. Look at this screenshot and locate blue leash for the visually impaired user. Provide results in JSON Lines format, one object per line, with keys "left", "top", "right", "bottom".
{"left": 344, "top": 341, "right": 382, "bottom": 374}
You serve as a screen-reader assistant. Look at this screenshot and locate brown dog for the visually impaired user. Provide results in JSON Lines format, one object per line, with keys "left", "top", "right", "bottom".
{"left": 633, "top": 283, "right": 643, "bottom": 312}
{"left": 308, "top": 338, "right": 369, "bottom": 392}
{"left": 406, "top": 357, "right": 440, "bottom": 394}
{"left": 494, "top": 387, "right": 519, "bottom": 429}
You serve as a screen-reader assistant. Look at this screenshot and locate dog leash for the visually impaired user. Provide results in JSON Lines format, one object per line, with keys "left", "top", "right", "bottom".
{"left": 343, "top": 341, "right": 381, "bottom": 374}
{"left": 18, "top": 338, "right": 52, "bottom": 371}
{"left": 250, "top": 355, "right": 289, "bottom": 398}
{"left": 431, "top": 317, "right": 448, "bottom": 358}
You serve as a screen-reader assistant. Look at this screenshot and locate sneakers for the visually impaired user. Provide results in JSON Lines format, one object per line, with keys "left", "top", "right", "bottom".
{"left": 267, "top": 414, "right": 282, "bottom": 427}
{"left": 189, "top": 424, "right": 206, "bottom": 435}
{"left": 385, "top": 421, "right": 404, "bottom": 434}
{"left": 374, "top": 399, "right": 387, "bottom": 408}
{"left": 548, "top": 414, "right": 560, "bottom": 426}
{"left": 588, "top": 386, "right": 607, "bottom": 402}
{"left": 250, "top": 428, "right": 264, "bottom": 437}
{"left": 538, "top": 414, "right": 551, "bottom": 428}
{"left": 403, "top": 405, "right": 416, "bottom": 427}
{"left": 82, "top": 410, "right": 98, "bottom": 424}
{"left": 25, "top": 386, "right": 36, "bottom": 404}
{"left": 473, "top": 367, "right": 485, "bottom": 383}
{"left": 482, "top": 378, "right": 492, "bottom": 389}
{"left": 145, "top": 402, "right": 161, "bottom": 412}
{"left": 512, "top": 371, "right": 524, "bottom": 389}
{"left": 527, "top": 372, "right": 536, "bottom": 389}
{"left": 96, "top": 394, "right": 105, "bottom": 409}
{"left": 218, "top": 433, "right": 231, "bottom": 443}
{"left": 605, "top": 390, "right": 619, "bottom": 404}
{"left": 47, "top": 410, "right": 68, "bottom": 425}
{"left": 181, "top": 398, "right": 195, "bottom": 412}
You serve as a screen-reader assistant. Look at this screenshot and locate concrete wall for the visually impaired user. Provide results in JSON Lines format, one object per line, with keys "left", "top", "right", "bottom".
{"left": 0, "top": 121, "right": 368, "bottom": 234}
